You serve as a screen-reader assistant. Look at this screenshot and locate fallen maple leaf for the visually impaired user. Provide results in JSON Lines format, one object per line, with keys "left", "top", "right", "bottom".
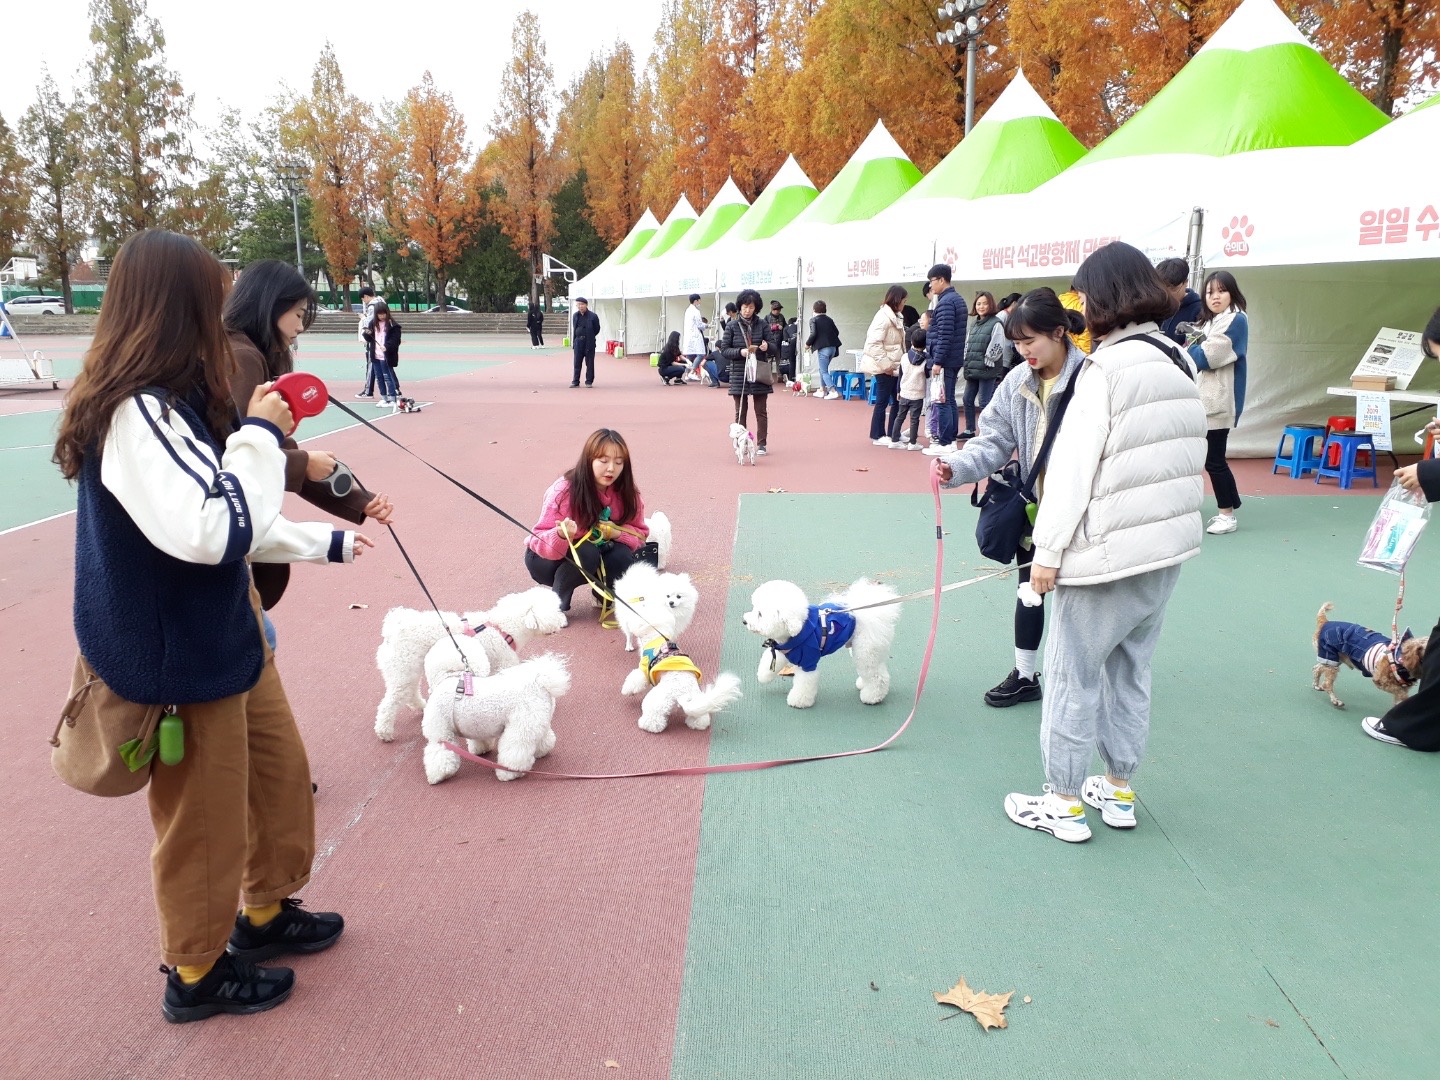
{"left": 766, "top": 487, "right": 786, "bottom": 493}
{"left": 934, "top": 976, "right": 1014, "bottom": 1031}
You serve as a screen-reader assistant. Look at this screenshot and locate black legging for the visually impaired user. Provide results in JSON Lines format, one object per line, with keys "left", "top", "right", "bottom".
{"left": 1376, "top": 612, "right": 1440, "bottom": 750}
{"left": 1206, "top": 429, "right": 1241, "bottom": 511}
{"left": 525, "top": 543, "right": 635, "bottom": 612}
{"left": 529, "top": 327, "right": 544, "bottom": 346}
{"left": 1015, "top": 544, "right": 1044, "bottom": 651}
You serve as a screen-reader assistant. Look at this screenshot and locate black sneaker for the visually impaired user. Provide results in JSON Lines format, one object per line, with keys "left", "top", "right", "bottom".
{"left": 161, "top": 951, "right": 294, "bottom": 1023}
{"left": 984, "top": 669, "right": 1041, "bottom": 708}
{"left": 227, "top": 898, "right": 344, "bottom": 962}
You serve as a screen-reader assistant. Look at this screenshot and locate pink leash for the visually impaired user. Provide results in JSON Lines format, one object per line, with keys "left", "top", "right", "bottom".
{"left": 442, "top": 462, "right": 950, "bottom": 780}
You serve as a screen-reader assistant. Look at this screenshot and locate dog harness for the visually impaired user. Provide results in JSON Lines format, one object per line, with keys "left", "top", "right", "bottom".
{"left": 1317, "top": 621, "right": 1415, "bottom": 683}
{"left": 640, "top": 635, "right": 703, "bottom": 686}
{"left": 766, "top": 604, "right": 857, "bottom": 673}
{"left": 459, "top": 618, "right": 516, "bottom": 650}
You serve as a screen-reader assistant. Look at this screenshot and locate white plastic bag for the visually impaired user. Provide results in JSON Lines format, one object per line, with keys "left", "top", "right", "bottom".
{"left": 1358, "top": 479, "right": 1430, "bottom": 575}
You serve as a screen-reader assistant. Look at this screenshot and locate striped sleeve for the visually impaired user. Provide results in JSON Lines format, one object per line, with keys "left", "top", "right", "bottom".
{"left": 100, "top": 392, "right": 288, "bottom": 565}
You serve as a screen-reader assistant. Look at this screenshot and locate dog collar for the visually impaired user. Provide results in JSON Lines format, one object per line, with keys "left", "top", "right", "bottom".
{"left": 458, "top": 618, "right": 516, "bottom": 650}
{"left": 1390, "top": 637, "right": 1417, "bottom": 686}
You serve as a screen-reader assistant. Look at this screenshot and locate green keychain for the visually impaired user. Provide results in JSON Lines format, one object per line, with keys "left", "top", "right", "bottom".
{"left": 158, "top": 710, "right": 184, "bottom": 766}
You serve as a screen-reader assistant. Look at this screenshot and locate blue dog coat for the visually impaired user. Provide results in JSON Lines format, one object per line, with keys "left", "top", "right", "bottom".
{"left": 1317, "top": 621, "right": 1411, "bottom": 679}
{"left": 770, "top": 604, "right": 856, "bottom": 673}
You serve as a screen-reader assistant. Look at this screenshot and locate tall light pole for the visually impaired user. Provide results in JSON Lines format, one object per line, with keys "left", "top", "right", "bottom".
{"left": 936, "top": 0, "right": 988, "bottom": 134}
{"left": 276, "top": 161, "right": 307, "bottom": 278}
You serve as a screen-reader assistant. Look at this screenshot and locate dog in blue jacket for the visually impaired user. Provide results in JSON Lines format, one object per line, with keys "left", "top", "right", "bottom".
{"left": 1313, "top": 602, "right": 1427, "bottom": 709}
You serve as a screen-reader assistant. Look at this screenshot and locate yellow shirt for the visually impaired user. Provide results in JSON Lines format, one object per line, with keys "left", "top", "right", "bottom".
{"left": 1059, "top": 291, "right": 1092, "bottom": 354}
{"left": 1034, "top": 374, "right": 1061, "bottom": 503}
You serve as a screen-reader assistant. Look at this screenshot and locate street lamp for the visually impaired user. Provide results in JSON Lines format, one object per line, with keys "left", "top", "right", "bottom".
{"left": 276, "top": 161, "right": 307, "bottom": 279}
{"left": 935, "top": 0, "right": 988, "bottom": 134}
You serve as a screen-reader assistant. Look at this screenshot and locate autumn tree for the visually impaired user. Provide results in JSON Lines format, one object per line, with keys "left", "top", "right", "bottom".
{"left": 488, "top": 11, "right": 562, "bottom": 307}
{"left": 392, "top": 72, "right": 476, "bottom": 308}
{"left": 83, "top": 0, "right": 193, "bottom": 251}
{"left": 19, "top": 71, "right": 83, "bottom": 311}
{"left": 581, "top": 45, "right": 648, "bottom": 245}
{"left": 283, "top": 44, "right": 372, "bottom": 306}
{"left": 1307, "top": 0, "right": 1438, "bottom": 115}
{"left": 0, "top": 115, "right": 31, "bottom": 270}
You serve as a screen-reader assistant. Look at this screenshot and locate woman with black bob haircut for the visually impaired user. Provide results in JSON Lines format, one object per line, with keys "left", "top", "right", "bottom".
{"left": 936, "top": 288, "right": 1088, "bottom": 707}
{"left": 1000, "top": 241, "right": 1207, "bottom": 845}
{"left": 223, "top": 260, "right": 393, "bottom": 624}
{"left": 721, "top": 288, "right": 780, "bottom": 455}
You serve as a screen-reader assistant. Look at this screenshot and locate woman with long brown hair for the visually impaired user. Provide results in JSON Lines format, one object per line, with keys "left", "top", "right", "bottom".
{"left": 524, "top": 428, "right": 649, "bottom": 616}
{"left": 56, "top": 229, "right": 362, "bottom": 1022}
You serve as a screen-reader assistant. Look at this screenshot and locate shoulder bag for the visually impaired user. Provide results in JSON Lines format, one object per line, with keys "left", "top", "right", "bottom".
{"left": 50, "top": 654, "right": 178, "bottom": 797}
{"left": 741, "top": 322, "right": 776, "bottom": 386}
{"left": 970, "top": 374, "right": 1079, "bottom": 564}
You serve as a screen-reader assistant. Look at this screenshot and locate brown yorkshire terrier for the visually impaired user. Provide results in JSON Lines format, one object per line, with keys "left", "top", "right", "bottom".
{"left": 1312, "top": 602, "right": 1427, "bottom": 709}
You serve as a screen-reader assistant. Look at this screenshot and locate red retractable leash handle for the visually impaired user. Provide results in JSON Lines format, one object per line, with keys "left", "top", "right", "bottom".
{"left": 271, "top": 372, "right": 329, "bottom": 428}
{"left": 442, "top": 461, "right": 950, "bottom": 780}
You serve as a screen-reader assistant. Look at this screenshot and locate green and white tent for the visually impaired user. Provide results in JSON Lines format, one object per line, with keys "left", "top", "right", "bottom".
{"left": 634, "top": 195, "right": 699, "bottom": 261}
{"left": 673, "top": 177, "right": 751, "bottom": 253}
{"left": 726, "top": 156, "right": 819, "bottom": 244}
{"left": 607, "top": 208, "right": 661, "bottom": 267}
{"left": 786, "top": 122, "right": 921, "bottom": 228}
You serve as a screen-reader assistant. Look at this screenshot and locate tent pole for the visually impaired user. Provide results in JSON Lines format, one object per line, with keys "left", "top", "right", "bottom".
{"left": 795, "top": 258, "right": 804, "bottom": 351}
{"left": 621, "top": 289, "right": 628, "bottom": 354}
{"left": 1186, "top": 207, "right": 1206, "bottom": 291}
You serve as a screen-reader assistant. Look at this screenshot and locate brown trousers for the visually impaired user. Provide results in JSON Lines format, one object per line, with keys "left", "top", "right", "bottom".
{"left": 146, "top": 646, "right": 315, "bottom": 966}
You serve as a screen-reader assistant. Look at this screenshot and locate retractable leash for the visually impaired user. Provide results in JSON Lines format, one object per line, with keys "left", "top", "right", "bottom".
{"left": 441, "top": 463, "right": 958, "bottom": 780}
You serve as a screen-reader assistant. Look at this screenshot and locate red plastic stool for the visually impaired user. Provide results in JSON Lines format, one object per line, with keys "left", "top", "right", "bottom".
{"left": 1324, "top": 415, "right": 1370, "bottom": 468}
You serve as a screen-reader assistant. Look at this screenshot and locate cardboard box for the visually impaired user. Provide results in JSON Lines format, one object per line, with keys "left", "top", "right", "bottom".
{"left": 1351, "top": 375, "right": 1396, "bottom": 391}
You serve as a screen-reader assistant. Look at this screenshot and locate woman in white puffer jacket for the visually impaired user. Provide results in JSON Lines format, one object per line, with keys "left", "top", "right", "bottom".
{"left": 1003, "top": 242, "right": 1207, "bottom": 846}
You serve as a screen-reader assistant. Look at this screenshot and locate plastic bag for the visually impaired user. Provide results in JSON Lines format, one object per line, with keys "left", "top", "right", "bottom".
{"left": 1358, "top": 479, "right": 1430, "bottom": 575}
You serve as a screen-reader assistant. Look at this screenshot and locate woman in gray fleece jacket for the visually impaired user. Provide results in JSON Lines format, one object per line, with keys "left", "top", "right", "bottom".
{"left": 937, "top": 289, "right": 1087, "bottom": 708}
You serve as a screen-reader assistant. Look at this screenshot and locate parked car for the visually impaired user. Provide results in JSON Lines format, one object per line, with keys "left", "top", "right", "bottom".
{"left": 5, "top": 295, "right": 66, "bottom": 316}
{"left": 426, "top": 304, "right": 469, "bottom": 313}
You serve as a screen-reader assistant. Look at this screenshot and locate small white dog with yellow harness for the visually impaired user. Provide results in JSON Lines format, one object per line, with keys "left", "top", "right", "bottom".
{"left": 618, "top": 589, "right": 741, "bottom": 733}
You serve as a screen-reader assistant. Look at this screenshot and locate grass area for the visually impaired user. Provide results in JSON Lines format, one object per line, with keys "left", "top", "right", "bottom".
{"left": 672, "top": 492, "right": 1440, "bottom": 1079}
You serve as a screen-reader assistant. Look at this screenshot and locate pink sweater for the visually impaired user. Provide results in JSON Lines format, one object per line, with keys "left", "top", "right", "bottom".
{"left": 526, "top": 477, "right": 648, "bottom": 560}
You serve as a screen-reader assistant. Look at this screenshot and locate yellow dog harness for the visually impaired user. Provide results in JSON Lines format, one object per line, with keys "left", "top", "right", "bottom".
{"left": 640, "top": 635, "right": 703, "bottom": 686}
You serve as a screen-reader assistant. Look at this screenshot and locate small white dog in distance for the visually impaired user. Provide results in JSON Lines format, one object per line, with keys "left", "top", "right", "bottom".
{"left": 374, "top": 586, "right": 567, "bottom": 742}
{"left": 645, "top": 511, "right": 673, "bottom": 569}
{"left": 419, "top": 637, "right": 570, "bottom": 783}
{"left": 613, "top": 563, "right": 699, "bottom": 651}
{"left": 729, "top": 422, "right": 757, "bottom": 466}
{"left": 620, "top": 597, "right": 742, "bottom": 732}
{"left": 743, "top": 578, "right": 901, "bottom": 709}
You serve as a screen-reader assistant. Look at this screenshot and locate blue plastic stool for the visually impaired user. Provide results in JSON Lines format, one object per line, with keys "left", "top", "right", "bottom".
{"left": 1315, "top": 432, "right": 1378, "bottom": 489}
{"left": 836, "top": 372, "right": 866, "bottom": 401}
{"left": 865, "top": 376, "right": 880, "bottom": 405}
{"left": 1273, "top": 424, "right": 1325, "bottom": 478}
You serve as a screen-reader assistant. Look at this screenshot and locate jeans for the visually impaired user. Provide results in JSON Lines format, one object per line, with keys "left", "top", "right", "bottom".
{"left": 963, "top": 377, "right": 998, "bottom": 433}
{"left": 1205, "top": 429, "right": 1241, "bottom": 511}
{"left": 817, "top": 347, "right": 838, "bottom": 392}
{"left": 372, "top": 360, "right": 399, "bottom": 400}
{"left": 888, "top": 396, "right": 925, "bottom": 444}
{"left": 361, "top": 349, "right": 375, "bottom": 395}
{"left": 938, "top": 369, "right": 960, "bottom": 445}
{"left": 658, "top": 362, "right": 687, "bottom": 382}
{"left": 869, "top": 373, "right": 900, "bottom": 439}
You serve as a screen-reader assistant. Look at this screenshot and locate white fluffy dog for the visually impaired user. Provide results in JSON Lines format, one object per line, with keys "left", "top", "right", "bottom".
{"left": 419, "top": 636, "right": 570, "bottom": 783}
{"left": 613, "top": 562, "right": 699, "bottom": 651}
{"left": 729, "top": 421, "right": 758, "bottom": 465}
{"left": 743, "top": 578, "right": 901, "bottom": 709}
{"left": 644, "top": 511, "right": 673, "bottom": 569}
{"left": 373, "top": 586, "right": 567, "bottom": 742}
{"left": 620, "top": 598, "right": 742, "bottom": 733}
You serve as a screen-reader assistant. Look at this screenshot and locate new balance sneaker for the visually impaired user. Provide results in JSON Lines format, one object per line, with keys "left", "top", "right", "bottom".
{"left": 1362, "top": 715, "right": 1405, "bottom": 746}
{"left": 984, "top": 669, "right": 1041, "bottom": 708}
{"left": 161, "top": 952, "right": 294, "bottom": 1023}
{"left": 1205, "top": 514, "right": 1238, "bottom": 535}
{"left": 227, "top": 898, "right": 344, "bottom": 962}
{"left": 1004, "top": 785, "right": 1092, "bottom": 842}
{"left": 1081, "top": 775, "right": 1137, "bottom": 828}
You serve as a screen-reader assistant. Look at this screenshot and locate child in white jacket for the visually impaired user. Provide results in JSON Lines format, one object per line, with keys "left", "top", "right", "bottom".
{"left": 888, "top": 328, "right": 928, "bottom": 449}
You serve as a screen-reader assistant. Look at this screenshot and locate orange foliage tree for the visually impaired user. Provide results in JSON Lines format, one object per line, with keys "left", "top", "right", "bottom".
{"left": 282, "top": 43, "right": 371, "bottom": 304}
{"left": 393, "top": 72, "right": 476, "bottom": 307}
{"left": 489, "top": 10, "right": 562, "bottom": 304}
{"left": 1307, "top": 0, "right": 1438, "bottom": 115}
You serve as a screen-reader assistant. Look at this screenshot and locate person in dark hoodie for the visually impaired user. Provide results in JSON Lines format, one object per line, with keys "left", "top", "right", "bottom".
{"left": 526, "top": 303, "right": 545, "bottom": 349}
{"left": 1157, "top": 258, "right": 1203, "bottom": 346}
{"left": 922, "top": 263, "right": 969, "bottom": 456}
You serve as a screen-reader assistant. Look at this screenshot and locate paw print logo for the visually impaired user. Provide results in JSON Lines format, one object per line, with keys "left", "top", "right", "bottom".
{"left": 1221, "top": 215, "right": 1254, "bottom": 257}
{"left": 805, "top": 261, "right": 815, "bottom": 283}
{"left": 943, "top": 246, "right": 959, "bottom": 267}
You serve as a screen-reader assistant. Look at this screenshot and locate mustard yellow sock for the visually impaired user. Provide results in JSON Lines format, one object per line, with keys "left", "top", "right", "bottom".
{"left": 243, "top": 901, "right": 282, "bottom": 927}
{"left": 175, "top": 960, "right": 214, "bottom": 985}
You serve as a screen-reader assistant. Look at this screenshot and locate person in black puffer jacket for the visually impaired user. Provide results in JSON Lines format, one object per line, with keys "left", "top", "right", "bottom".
{"left": 722, "top": 289, "right": 778, "bottom": 455}
{"left": 961, "top": 291, "right": 1001, "bottom": 437}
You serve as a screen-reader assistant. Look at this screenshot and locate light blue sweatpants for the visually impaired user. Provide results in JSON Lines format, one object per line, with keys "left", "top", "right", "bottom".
{"left": 1040, "top": 564, "right": 1182, "bottom": 795}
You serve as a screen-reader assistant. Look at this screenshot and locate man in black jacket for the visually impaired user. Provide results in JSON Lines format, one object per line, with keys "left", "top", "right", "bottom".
{"left": 571, "top": 298, "right": 601, "bottom": 387}
{"left": 922, "top": 263, "right": 969, "bottom": 456}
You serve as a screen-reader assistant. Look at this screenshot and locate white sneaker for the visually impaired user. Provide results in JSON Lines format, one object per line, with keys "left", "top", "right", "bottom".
{"left": 375, "top": 399, "right": 391, "bottom": 408}
{"left": 1206, "top": 514, "right": 1238, "bottom": 535}
{"left": 888, "top": 440, "right": 907, "bottom": 449}
{"left": 1081, "top": 776, "right": 1137, "bottom": 829}
{"left": 907, "top": 443, "right": 922, "bottom": 451}
{"left": 922, "top": 443, "right": 957, "bottom": 457}
{"left": 872, "top": 436, "right": 892, "bottom": 446}
{"left": 824, "top": 390, "right": 839, "bottom": 400}
{"left": 1004, "top": 785, "right": 1092, "bottom": 842}
{"left": 1362, "top": 715, "right": 1404, "bottom": 745}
